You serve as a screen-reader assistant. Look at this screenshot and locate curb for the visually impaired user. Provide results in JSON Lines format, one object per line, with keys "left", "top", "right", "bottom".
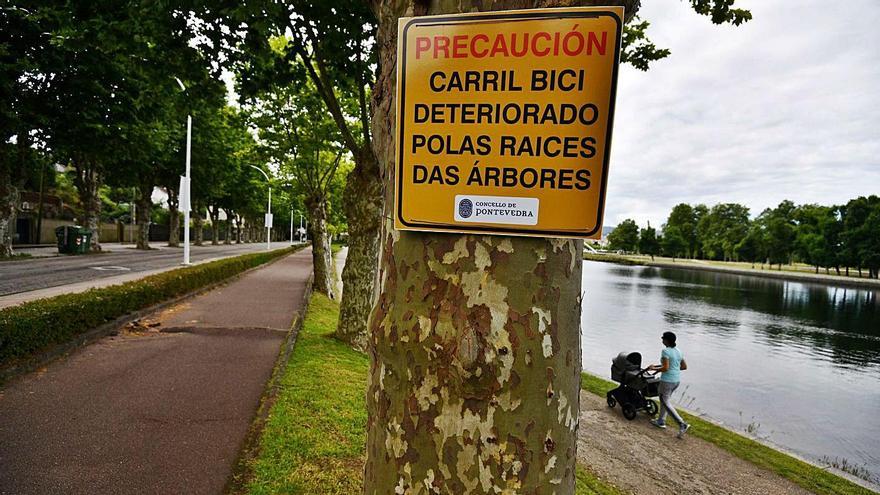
{"left": 0, "top": 247, "right": 304, "bottom": 386}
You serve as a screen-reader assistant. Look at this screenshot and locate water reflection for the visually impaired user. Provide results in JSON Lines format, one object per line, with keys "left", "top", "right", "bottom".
{"left": 580, "top": 261, "right": 880, "bottom": 482}
{"left": 655, "top": 267, "right": 878, "bottom": 337}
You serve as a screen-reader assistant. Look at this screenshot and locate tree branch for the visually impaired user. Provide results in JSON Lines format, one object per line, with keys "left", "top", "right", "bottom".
{"left": 288, "top": 21, "right": 361, "bottom": 155}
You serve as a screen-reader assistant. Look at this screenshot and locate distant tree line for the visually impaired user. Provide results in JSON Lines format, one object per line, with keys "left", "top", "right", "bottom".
{"left": 604, "top": 197, "right": 880, "bottom": 278}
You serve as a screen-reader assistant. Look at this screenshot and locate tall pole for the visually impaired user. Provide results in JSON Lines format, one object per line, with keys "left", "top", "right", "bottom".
{"left": 290, "top": 208, "right": 294, "bottom": 246}
{"left": 299, "top": 213, "right": 303, "bottom": 242}
{"left": 248, "top": 164, "right": 272, "bottom": 251}
{"left": 267, "top": 187, "right": 272, "bottom": 251}
{"left": 183, "top": 114, "right": 192, "bottom": 265}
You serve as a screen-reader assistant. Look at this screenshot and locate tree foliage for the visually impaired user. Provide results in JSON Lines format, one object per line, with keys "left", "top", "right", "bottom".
{"left": 638, "top": 224, "right": 660, "bottom": 259}
{"left": 607, "top": 218, "right": 639, "bottom": 252}
{"left": 622, "top": 0, "right": 752, "bottom": 71}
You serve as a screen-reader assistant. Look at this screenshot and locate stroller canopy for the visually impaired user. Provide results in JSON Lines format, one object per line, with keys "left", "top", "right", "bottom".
{"left": 613, "top": 352, "right": 642, "bottom": 371}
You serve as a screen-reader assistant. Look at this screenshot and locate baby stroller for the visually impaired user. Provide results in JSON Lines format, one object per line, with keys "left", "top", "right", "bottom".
{"left": 606, "top": 351, "right": 660, "bottom": 420}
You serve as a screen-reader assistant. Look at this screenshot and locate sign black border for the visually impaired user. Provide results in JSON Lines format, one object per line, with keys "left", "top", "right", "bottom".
{"left": 396, "top": 9, "right": 622, "bottom": 238}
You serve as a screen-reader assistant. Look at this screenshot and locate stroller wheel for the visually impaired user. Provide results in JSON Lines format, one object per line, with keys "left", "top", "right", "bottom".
{"left": 606, "top": 394, "right": 616, "bottom": 408}
{"left": 645, "top": 400, "right": 658, "bottom": 416}
{"left": 622, "top": 404, "right": 637, "bottom": 420}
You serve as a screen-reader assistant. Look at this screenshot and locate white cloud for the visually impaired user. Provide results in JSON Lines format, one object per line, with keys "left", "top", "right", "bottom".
{"left": 605, "top": 0, "right": 880, "bottom": 230}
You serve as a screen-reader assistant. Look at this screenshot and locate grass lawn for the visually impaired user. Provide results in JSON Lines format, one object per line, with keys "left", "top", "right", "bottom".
{"left": 581, "top": 373, "right": 874, "bottom": 495}
{"left": 242, "top": 294, "right": 624, "bottom": 494}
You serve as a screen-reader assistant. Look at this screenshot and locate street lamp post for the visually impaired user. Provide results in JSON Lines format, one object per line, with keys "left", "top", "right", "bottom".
{"left": 249, "top": 165, "right": 272, "bottom": 251}
{"left": 175, "top": 77, "right": 192, "bottom": 266}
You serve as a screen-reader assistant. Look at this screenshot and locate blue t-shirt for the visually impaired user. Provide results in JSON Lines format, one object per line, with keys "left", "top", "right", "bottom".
{"left": 660, "top": 347, "right": 683, "bottom": 383}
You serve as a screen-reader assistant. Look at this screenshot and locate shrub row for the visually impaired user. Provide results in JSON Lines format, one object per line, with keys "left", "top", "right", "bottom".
{"left": 0, "top": 247, "right": 297, "bottom": 368}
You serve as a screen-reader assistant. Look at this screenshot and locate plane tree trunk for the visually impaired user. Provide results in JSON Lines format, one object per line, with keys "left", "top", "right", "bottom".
{"left": 135, "top": 182, "right": 152, "bottom": 250}
{"left": 167, "top": 188, "right": 180, "bottom": 247}
{"left": 223, "top": 209, "right": 233, "bottom": 244}
{"left": 0, "top": 172, "right": 18, "bottom": 257}
{"left": 194, "top": 204, "right": 204, "bottom": 246}
{"left": 363, "top": 1, "right": 635, "bottom": 493}
{"left": 72, "top": 158, "right": 102, "bottom": 252}
{"left": 337, "top": 147, "right": 383, "bottom": 350}
{"left": 208, "top": 204, "right": 220, "bottom": 245}
{"left": 307, "top": 196, "right": 335, "bottom": 298}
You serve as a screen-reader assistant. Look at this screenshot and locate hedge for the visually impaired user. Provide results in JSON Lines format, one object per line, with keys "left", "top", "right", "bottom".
{"left": 0, "top": 247, "right": 297, "bottom": 368}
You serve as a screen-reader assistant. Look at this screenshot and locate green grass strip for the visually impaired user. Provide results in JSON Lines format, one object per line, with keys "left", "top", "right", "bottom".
{"left": 576, "top": 464, "right": 626, "bottom": 495}
{"left": 0, "top": 246, "right": 297, "bottom": 368}
{"left": 245, "top": 294, "right": 622, "bottom": 494}
{"left": 582, "top": 372, "right": 874, "bottom": 495}
{"left": 245, "top": 294, "right": 367, "bottom": 495}
{"left": 583, "top": 253, "right": 643, "bottom": 266}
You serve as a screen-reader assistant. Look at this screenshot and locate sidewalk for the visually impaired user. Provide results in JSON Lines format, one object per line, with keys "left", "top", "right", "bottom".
{"left": 0, "top": 248, "right": 313, "bottom": 495}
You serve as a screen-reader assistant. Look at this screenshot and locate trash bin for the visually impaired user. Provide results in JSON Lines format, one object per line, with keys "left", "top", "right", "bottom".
{"left": 55, "top": 226, "right": 92, "bottom": 254}
{"left": 75, "top": 227, "right": 92, "bottom": 254}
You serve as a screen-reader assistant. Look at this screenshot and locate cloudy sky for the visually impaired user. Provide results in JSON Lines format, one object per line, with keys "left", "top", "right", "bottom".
{"left": 605, "top": 0, "right": 880, "bottom": 230}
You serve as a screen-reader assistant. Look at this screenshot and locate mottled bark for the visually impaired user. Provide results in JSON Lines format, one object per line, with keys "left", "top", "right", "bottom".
{"left": 72, "top": 160, "right": 102, "bottom": 252}
{"left": 2, "top": 131, "right": 28, "bottom": 255}
{"left": 366, "top": 233, "right": 583, "bottom": 494}
{"left": 337, "top": 148, "right": 383, "bottom": 349}
{"left": 365, "top": 1, "right": 635, "bottom": 493}
{"left": 208, "top": 204, "right": 220, "bottom": 245}
{"left": 167, "top": 188, "right": 180, "bottom": 247}
{"left": 308, "top": 196, "right": 335, "bottom": 298}
{"left": 135, "top": 184, "right": 152, "bottom": 250}
{"left": 223, "top": 209, "right": 233, "bottom": 245}
{"left": 194, "top": 206, "right": 204, "bottom": 246}
{"left": 0, "top": 174, "right": 17, "bottom": 257}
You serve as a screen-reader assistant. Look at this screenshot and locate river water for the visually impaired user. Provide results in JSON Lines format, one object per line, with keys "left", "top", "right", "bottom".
{"left": 580, "top": 261, "right": 880, "bottom": 483}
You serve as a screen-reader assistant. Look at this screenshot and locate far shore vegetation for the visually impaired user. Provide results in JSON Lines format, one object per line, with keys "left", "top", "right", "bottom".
{"left": 599, "top": 198, "right": 880, "bottom": 279}
{"left": 583, "top": 252, "right": 880, "bottom": 288}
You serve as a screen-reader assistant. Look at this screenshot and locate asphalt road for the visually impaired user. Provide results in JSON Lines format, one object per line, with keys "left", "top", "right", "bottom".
{"left": 0, "top": 242, "right": 286, "bottom": 297}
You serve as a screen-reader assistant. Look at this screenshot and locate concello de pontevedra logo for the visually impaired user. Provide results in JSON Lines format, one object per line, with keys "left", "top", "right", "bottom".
{"left": 458, "top": 198, "right": 474, "bottom": 218}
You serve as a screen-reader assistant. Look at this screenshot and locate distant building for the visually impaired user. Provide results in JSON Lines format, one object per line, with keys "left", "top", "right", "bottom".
{"left": 13, "top": 191, "right": 77, "bottom": 245}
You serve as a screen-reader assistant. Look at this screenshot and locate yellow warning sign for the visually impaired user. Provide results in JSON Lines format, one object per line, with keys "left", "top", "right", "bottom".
{"left": 394, "top": 7, "right": 622, "bottom": 238}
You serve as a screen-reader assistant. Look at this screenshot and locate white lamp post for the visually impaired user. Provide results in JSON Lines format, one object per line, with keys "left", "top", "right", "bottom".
{"left": 175, "top": 77, "right": 192, "bottom": 265}
{"left": 249, "top": 165, "right": 272, "bottom": 251}
{"left": 290, "top": 205, "right": 293, "bottom": 246}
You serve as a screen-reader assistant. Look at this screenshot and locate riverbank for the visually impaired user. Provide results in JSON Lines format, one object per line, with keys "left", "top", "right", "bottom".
{"left": 580, "top": 373, "right": 877, "bottom": 495}
{"left": 583, "top": 253, "right": 880, "bottom": 289}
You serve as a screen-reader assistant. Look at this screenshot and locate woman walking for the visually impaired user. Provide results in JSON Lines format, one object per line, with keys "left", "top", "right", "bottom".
{"left": 649, "top": 331, "right": 691, "bottom": 438}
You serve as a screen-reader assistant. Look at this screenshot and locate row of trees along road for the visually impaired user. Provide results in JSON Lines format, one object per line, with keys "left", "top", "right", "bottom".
{"left": 246, "top": 77, "right": 351, "bottom": 300}
{"left": 193, "top": 0, "right": 382, "bottom": 350}
{"left": 606, "top": 197, "right": 880, "bottom": 278}
{"left": 1, "top": 2, "right": 279, "bottom": 255}
{"left": 4, "top": 0, "right": 754, "bottom": 492}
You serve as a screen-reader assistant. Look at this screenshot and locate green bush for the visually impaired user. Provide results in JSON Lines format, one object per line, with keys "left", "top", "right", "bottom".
{"left": 0, "top": 247, "right": 297, "bottom": 367}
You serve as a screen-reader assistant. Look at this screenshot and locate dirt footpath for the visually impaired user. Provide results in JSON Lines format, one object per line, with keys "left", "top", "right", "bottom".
{"left": 577, "top": 390, "right": 813, "bottom": 495}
